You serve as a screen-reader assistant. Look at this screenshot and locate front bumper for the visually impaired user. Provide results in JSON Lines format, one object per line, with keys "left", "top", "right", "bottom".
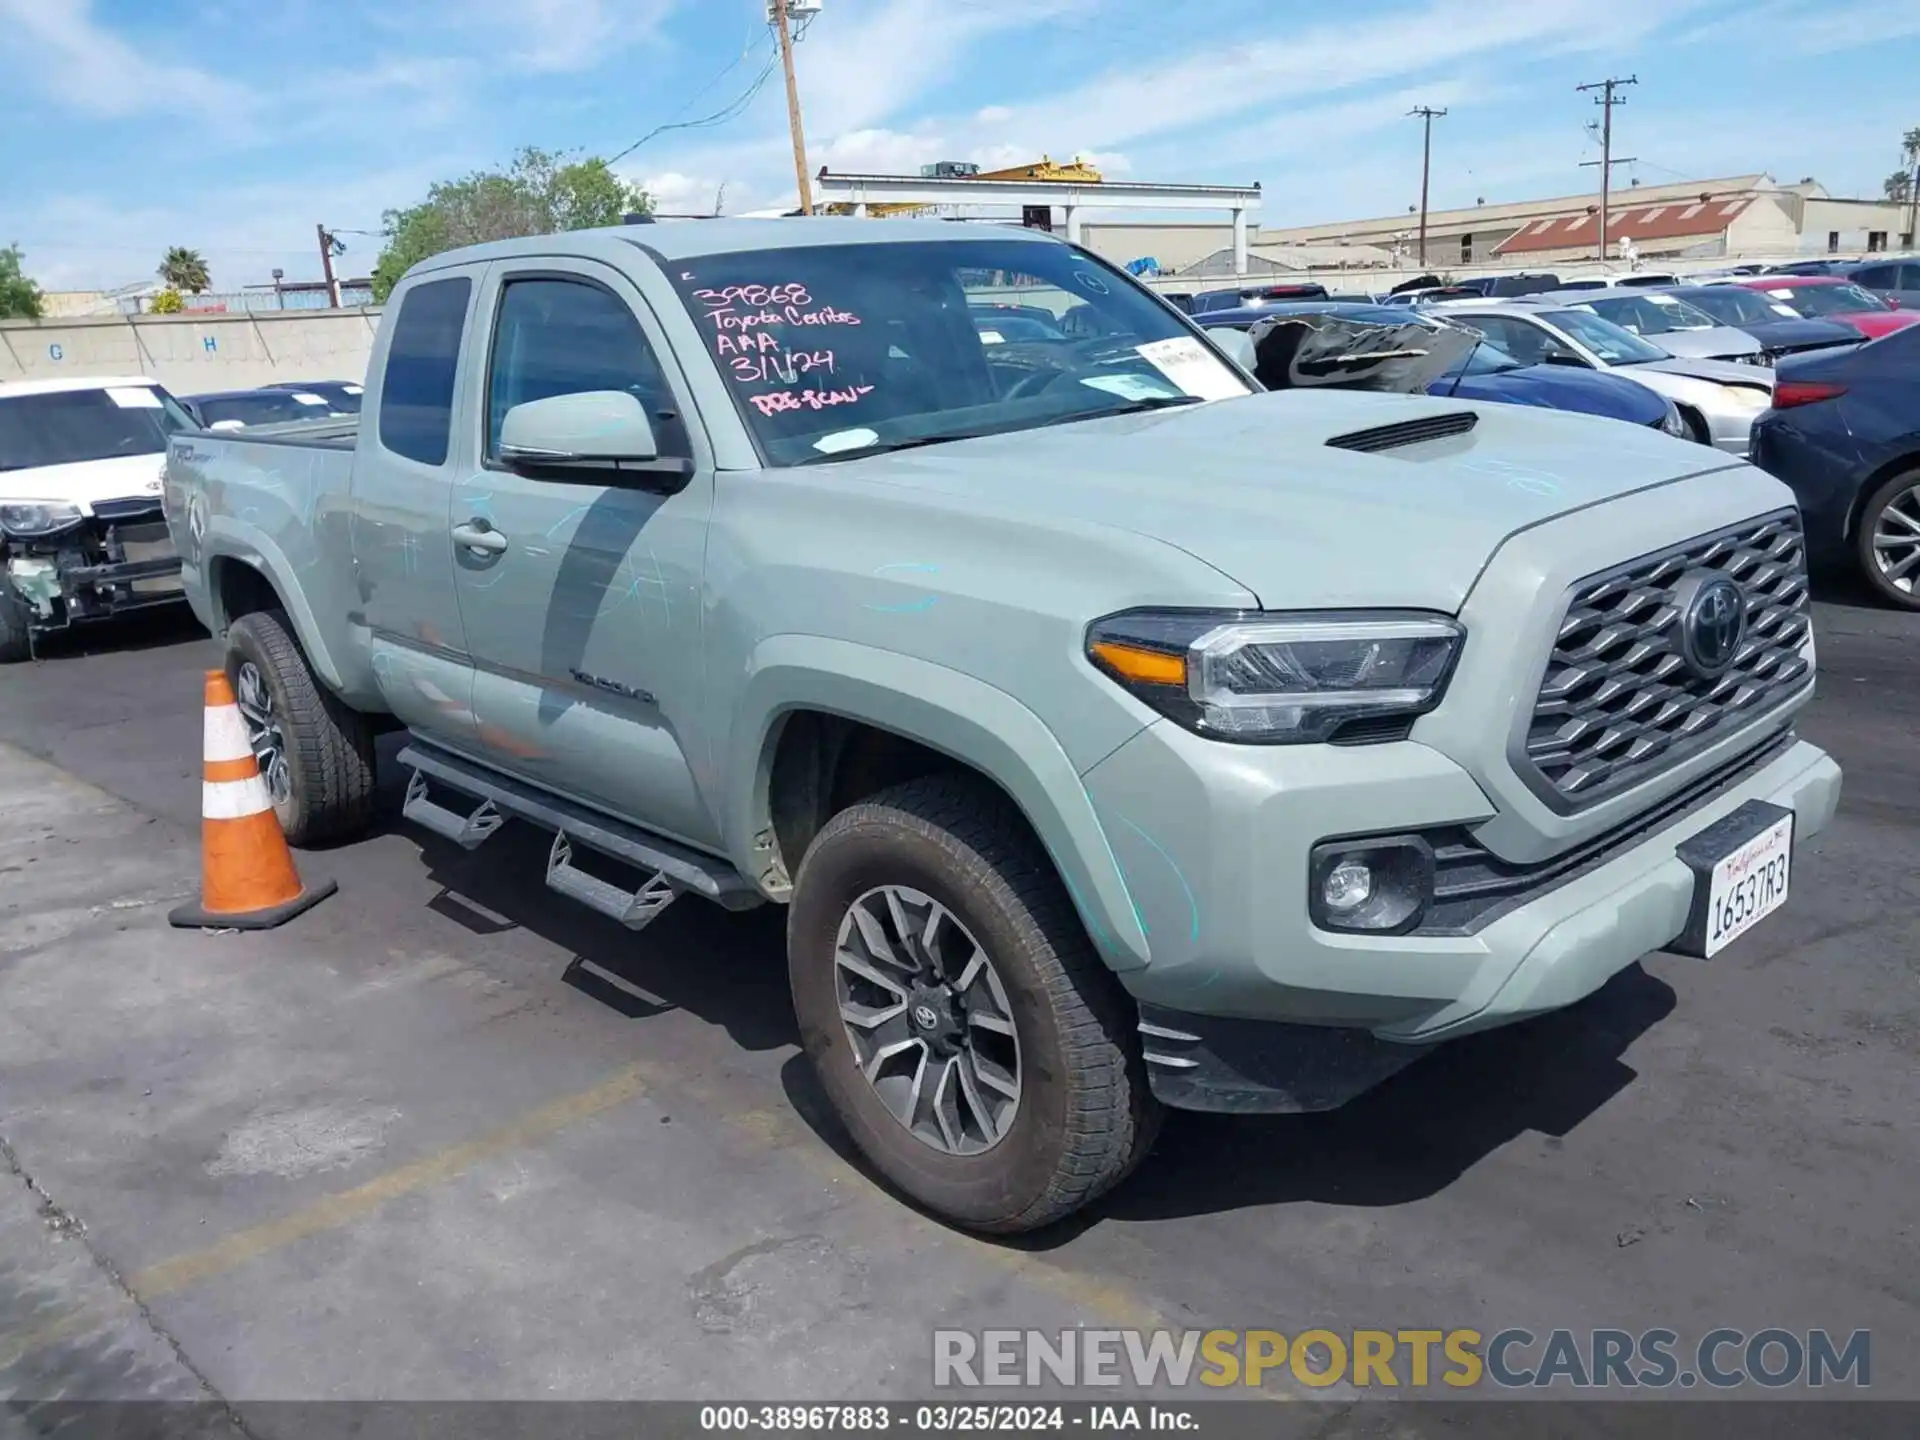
{"left": 3, "top": 506, "right": 184, "bottom": 629}
{"left": 1084, "top": 722, "right": 1840, "bottom": 1055}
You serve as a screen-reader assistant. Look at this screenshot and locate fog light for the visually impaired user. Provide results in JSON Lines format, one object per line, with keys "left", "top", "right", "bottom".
{"left": 1307, "top": 835, "right": 1436, "bottom": 935}
{"left": 1323, "top": 860, "right": 1374, "bottom": 912}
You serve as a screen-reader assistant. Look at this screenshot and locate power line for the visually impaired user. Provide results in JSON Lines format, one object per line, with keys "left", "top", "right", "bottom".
{"left": 605, "top": 40, "right": 779, "bottom": 168}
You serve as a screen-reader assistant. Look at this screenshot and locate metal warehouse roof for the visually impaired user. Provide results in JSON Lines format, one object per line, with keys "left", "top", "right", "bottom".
{"left": 1496, "top": 199, "right": 1753, "bottom": 256}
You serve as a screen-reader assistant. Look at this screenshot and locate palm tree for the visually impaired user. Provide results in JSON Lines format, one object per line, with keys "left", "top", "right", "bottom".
{"left": 157, "top": 246, "right": 211, "bottom": 294}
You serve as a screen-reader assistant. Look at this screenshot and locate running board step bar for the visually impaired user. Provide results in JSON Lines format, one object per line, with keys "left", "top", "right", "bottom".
{"left": 545, "top": 833, "right": 681, "bottom": 929}
{"left": 396, "top": 740, "right": 763, "bottom": 915}
{"left": 402, "top": 772, "right": 505, "bottom": 851}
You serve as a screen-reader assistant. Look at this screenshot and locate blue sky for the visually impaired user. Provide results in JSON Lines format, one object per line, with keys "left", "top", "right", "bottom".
{"left": 2, "top": 0, "right": 1916, "bottom": 291}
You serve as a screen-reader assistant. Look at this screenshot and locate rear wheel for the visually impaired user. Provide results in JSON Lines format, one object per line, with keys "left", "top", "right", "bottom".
{"left": 1856, "top": 468, "right": 1920, "bottom": 610}
{"left": 224, "top": 610, "right": 377, "bottom": 845}
{"left": 788, "top": 775, "right": 1159, "bottom": 1233}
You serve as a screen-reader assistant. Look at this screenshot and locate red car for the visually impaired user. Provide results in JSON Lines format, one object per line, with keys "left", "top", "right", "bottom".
{"left": 1733, "top": 275, "right": 1920, "bottom": 340}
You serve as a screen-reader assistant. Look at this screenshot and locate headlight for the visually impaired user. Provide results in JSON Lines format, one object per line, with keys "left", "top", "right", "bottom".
{"left": 1716, "top": 384, "right": 1772, "bottom": 413}
{"left": 1658, "top": 400, "right": 1690, "bottom": 437}
{"left": 1087, "top": 610, "right": 1463, "bottom": 744}
{"left": 0, "top": 501, "right": 85, "bottom": 538}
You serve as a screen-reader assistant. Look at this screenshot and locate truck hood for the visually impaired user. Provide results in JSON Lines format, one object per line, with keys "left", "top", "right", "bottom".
{"left": 0, "top": 452, "right": 168, "bottom": 513}
{"left": 841, "top": 391, "right": 1736, "bottom": 612}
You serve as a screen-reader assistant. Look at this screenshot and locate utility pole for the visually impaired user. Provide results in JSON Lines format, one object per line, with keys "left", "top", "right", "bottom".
{"left": 1408, "top": 106, "right": 1447, "bottom": 267}
{"left": 1576, "top": 75, "right": 1637, "bottom": 262}
{"left": 771, "top": 0, "right": 813, "bottom": 215}
{"left": 316, "top": 223, "right": 341, "bottom": 308}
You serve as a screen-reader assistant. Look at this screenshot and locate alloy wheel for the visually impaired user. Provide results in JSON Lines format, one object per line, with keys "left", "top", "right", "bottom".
{"left": 1871, "top": 481, "right": 1920, "bottom": 596}
{"left": 833, "top": 884, "right": 1022, "bottom": 1156}
{"left": 234, "top": 661, "right": 291, "bottom": 804}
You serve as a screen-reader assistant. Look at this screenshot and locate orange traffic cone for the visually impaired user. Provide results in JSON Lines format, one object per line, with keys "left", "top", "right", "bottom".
{"left": 169, "top": 670, "right": 337, "bottom": 930}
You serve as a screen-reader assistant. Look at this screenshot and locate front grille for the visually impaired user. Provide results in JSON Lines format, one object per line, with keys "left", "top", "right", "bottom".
{"left": 1522, "top": 510, "right": 1811, "bottom": 807}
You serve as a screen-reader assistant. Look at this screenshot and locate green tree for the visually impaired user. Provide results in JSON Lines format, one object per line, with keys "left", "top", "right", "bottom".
{"left": 371, "top": 147, "right": 649, "bottom": 301}
{"left": 157, "top": 246, "right": 212, "bottom": 294}
{"left": 0, "top": 243, "right": 42, "bottom": 320}
{"left": 1884, "top": 126, "right": 1920, "bottom": 203}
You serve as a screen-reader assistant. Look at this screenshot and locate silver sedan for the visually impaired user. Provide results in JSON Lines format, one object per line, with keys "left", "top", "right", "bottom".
{"left": 1427, "top": 298, "right": 1774, "bottom": 455}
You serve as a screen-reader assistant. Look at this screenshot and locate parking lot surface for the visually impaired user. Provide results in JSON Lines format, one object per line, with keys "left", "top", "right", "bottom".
{"left": 2, "top": 596, "right": 1916, "bottom": 1417}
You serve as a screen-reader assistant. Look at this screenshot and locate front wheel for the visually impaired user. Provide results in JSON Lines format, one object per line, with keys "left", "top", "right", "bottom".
{"left": 787, "top": 775, "right": 1159, "bottom": 1233}
{"left": 224, "top": 610, "right": 376, "bottom": 845}
{"left": 1857, "top": 468, "right": 1920, "bottom": 610}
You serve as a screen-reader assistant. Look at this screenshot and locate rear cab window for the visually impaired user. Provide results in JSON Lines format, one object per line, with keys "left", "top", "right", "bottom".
{"left": 379, "top": 276, "right": 473, "bottom": 466}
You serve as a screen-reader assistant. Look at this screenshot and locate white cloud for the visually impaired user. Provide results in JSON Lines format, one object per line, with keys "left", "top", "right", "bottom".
{"left": 468, "top": 0, "right": 680, "bottom": 72}
{"left": 0, "top": 0, "right": 254, "bottom": 119}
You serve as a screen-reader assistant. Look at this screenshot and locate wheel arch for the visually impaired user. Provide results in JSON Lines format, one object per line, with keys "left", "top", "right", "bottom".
{"left": 1843, "top": 450, "right": 1920, "bottom": 544}
{"left": 728, "top": 635, "right": 1151, "bottom": 974}
{"left": 201, "top": 535, "right": 347, "bottom": 692}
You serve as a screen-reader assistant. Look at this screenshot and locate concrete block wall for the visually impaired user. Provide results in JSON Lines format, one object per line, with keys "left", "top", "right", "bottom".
{"left": 0, "top": 309, "right": 383, "bottom": 394}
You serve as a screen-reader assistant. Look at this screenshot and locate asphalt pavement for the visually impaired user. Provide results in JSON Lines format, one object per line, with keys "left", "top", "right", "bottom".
{"left": 1, "top": 593, "right": 1915, "bottom": 1424}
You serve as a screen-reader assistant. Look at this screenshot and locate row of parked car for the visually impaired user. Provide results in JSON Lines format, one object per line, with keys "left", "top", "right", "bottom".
{"left": 176, "top": 379, "right": 364, "bottom": 429}
{"left": 1171, "top": 274, "right": 1920, "bottom": 610}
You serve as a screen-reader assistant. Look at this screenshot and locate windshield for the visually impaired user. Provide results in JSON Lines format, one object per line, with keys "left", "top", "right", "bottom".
{"left": 1682, "top": 288, "right": 1790, "bottom": 327}
{"left": 667, "top": 239, "right": 1253, "bottom": 465}
{"left": 1579, "top": 294, "right": 1718, "bottom": 335}
{"left": 0, "top": 384, "right": 191, "bottom": 471}
{"left": 1760, "top": 283, "right": 1888, "bottom": 318}
{"left": 1547, "top": 309, "right": 1671, "bottom": 364}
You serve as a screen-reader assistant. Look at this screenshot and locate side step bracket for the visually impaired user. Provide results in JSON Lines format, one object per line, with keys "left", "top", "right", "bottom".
{"left": 402, "top": 771, "right": 505, "bottom": 851}
{"left": 545, "top": 833, "right": 681, "bottom": 930}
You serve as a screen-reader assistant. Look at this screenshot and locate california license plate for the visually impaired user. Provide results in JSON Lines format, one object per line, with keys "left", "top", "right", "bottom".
{"left": 1673, "top": 800, "right": 1794, "bottom": 958}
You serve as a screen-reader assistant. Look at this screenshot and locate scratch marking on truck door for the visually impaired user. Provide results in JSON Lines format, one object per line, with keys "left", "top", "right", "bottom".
{"left": 1115, "top": 815, "right": 1200, "bottom": 942}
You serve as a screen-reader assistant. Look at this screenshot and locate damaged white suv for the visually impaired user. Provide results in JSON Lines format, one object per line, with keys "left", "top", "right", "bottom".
{"left": 0, "top": 375, "right": 196, "bottom": 662}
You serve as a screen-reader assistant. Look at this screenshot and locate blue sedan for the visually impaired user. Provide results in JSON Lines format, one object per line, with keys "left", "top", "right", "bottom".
{"left": 1750, "top": 325, "right": 1920, "bottom": 608}
{"left": 1194, "top": 303, "right": 1686, "bottom": 434}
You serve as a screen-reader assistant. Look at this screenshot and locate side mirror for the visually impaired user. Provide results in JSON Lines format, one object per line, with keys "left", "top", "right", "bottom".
{"left": 1542, "top": 350, "right": 1590, "bottom": 368}
{"left": 500, "top": 390, "right": 660, "bottom": 466}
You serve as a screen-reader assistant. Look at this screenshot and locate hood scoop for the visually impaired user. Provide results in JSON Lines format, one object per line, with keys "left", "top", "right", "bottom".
{"left": 1326, "top": 411, "right": 1478, "bottom": 454}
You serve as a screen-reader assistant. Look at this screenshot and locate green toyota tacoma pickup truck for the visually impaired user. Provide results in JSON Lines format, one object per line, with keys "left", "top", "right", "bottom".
{"left": 164, "top": 218, "right": 1841, "bottom": 1232}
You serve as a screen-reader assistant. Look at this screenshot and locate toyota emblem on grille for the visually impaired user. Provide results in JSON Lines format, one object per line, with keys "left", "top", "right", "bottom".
{"left": 1673, "top": 571, "right": 1747, "bottom": 679}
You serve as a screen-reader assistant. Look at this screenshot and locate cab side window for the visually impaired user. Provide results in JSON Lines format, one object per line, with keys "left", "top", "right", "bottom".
{"left": 486, "top": 278, "right": 690, "bottom": 462}
{"left": 379, "top": 276, "right": 471, "bottom": 466}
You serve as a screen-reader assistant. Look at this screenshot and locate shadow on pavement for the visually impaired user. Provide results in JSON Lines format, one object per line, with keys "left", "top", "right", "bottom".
{"left": 12, "top": 605, "right": 207, "bottom": 663}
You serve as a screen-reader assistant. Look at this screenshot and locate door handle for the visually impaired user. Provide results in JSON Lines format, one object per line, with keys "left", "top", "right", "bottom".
{"left": 451, "top": 520, "right": 508, "bottom": 556}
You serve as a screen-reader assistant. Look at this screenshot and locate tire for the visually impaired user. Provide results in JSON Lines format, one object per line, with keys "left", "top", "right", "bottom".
{"left": 1855, "top": 468, "right": 1920, "bottom": 610}
{"left": 1676, "top": 405, "right": 1711, "bottom": 446}
{"left": 787, "top": 775, "right": 1160, "bottom": 1234}
{"left": 0, "top": 585, "right": 31, "bottom": 664}
{"left": 224, "top": 610, "right": 376, "bottom": 845}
